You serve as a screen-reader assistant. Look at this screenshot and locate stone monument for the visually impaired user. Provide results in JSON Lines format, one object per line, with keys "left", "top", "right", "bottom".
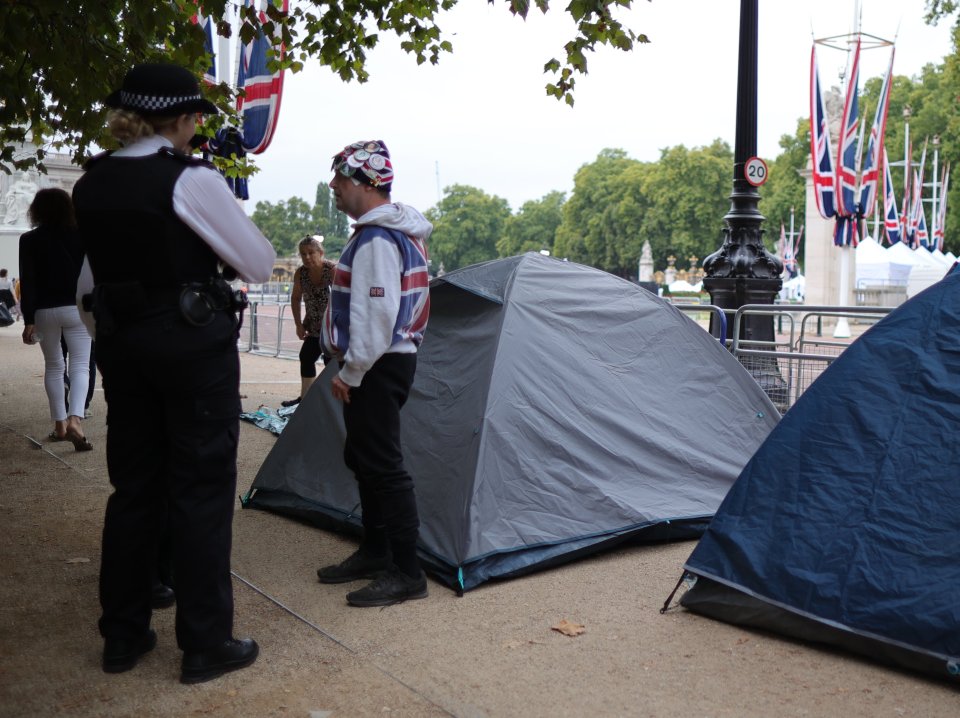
{"left": 637, "top": 240, "right": 654, "bottom": 282}
{"left": 801, "top": 85, "right": 856, "bottom": 312}
{"left": 663, "top": 255, "right": 677, "bottom": 286}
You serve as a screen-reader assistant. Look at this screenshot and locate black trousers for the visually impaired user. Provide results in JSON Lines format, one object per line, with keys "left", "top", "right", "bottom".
{"left": 342, "top": 353, "right": 420, "bottom": 550}
{"left": 96, "top": 309, "right": 240, "bottom": 652}
{"left": 299, "top": 335, "right": 322, "bottom": 378}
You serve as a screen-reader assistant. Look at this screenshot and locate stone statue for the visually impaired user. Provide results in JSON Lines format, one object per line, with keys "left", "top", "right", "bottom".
{"left": 638, "top": 240, "right": 654, "bottom": 282}
{"left": 824, "top": 86, "right": 844, "bottom": 148}
{"left": 1, "top": 172, "right": 38, "bottom": 227}
{"left": 664, "top": 255, "right": 677, "bottom": 286}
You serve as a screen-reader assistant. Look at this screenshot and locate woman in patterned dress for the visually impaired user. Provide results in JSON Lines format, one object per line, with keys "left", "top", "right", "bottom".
{"left": 284, "top": 235, "right": 336, "bottom": 407}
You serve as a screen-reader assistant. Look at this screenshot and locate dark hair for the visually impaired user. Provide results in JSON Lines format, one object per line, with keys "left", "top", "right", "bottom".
{"left": 28, "top": 188, "right": 76, "bottom": 229}
{"left": 0, "top": 269, "right": 7, "bottom": 278}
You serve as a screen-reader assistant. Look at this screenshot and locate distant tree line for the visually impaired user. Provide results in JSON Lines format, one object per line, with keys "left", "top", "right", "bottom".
{"left": 251, "top": 182, "right": 350, "bottom": 258}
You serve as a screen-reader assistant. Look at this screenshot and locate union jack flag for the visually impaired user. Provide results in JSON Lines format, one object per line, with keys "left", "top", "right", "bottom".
{"left": 909, "top": 167, "right": 924, "bottom": 248}
{"left": 859, "top": 47, "right": 895, "bottom": 218}
{"left": 909, "top": 141, "right": 929, "bottom": 246}
{"left": 200, "top": 11, "right": 216, "bottom": 86}
{"left": 917, "top": 202, "right": 930, "bottom": 250}
{"left": 882, "top": 148, "right": 901, "bottom": 245}
{"left": 836, "top": 39, "right": 861, "bottom": 227}
{"left": 810, "top": 46, "right": 837, "bottom": 219}
{"left": 935, "top": 166, "right": 950, "bottom": 251}
{"left": 236, "top": 0, "right": 288, "bottom": 154}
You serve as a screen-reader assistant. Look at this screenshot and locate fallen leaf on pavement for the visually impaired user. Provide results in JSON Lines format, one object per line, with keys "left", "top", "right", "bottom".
{"left": 552, "top": 619, "right": 585, "bottom": 637}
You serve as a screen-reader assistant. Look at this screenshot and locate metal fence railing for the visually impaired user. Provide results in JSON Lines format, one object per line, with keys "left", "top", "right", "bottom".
{"left": 241, "top": 293, "right": 893, "bottom": 416}
{"left": 237, "top": 300, "right": 301, "bottom": 359}
{"left": 674, "top": 303, "right": 894, "bottom": 414}
{"left": 730, "top": 304, "right": 894, "bottom": 414}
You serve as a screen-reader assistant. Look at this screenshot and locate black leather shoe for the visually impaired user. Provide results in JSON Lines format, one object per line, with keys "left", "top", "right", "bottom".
{"left": 103, "top": 629, "right": 157, "bottom": 673}
{"left": 151, "top": 582, "right": 176, "bottom": 609}
{"left": 181, "top": 638, "right": 259, "bottom": 684}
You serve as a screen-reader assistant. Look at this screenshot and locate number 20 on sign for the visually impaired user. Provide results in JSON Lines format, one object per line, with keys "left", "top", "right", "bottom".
{"left": 744, "top": 157, "right": 768, "bottom": 187}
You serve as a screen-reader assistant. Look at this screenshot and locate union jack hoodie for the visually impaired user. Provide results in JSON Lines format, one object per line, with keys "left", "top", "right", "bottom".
{"left": 321, "top": 203, "right": 432, "bottom": 387}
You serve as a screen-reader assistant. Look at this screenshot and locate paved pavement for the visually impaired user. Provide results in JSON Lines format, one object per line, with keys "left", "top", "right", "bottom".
{"left": 0, "top": 320, "right": 956, "bottom": 717}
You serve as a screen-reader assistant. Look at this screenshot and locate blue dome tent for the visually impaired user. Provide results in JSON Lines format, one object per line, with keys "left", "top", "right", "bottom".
{"left": 679, "top": 271, "right": 960, "bottom": 682}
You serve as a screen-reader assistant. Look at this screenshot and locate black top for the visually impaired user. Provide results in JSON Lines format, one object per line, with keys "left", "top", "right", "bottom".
{"left": 18, "top": 225, "right": 85, "bottom": 324}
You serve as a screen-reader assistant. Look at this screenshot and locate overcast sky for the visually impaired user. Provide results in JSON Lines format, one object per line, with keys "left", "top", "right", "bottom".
{"left": 239, "top": 0, "right": 956, "bottom": 215}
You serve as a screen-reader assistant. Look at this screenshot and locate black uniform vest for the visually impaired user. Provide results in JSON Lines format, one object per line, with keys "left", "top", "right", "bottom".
{"left": 72, "top": 148, "right": 220, "bottom": 288}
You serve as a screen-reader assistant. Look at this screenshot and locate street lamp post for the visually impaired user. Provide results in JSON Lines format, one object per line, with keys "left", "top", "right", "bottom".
{"left": 702, "top": 0, "right": 783, "bottom": 344}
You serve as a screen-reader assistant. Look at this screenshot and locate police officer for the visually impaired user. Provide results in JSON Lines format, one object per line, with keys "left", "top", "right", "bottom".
{"left": 72, "top": 63, "right": 275, "bottom": 683}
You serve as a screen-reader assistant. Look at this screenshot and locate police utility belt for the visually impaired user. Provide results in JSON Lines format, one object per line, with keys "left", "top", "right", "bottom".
{"left": 82, "top": 277, "right": 248, "bottom": 335}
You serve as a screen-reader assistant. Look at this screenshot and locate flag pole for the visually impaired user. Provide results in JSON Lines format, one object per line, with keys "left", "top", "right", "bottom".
{"left": 833, "top": 16, "right": 858, "bottom": 340}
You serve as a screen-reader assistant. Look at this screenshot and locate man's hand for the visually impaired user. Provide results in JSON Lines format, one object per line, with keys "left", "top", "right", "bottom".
{"left": 295, "top": 324, "right": 307, "bottom": 340}
{"left": 331, "top": 375, "right": 351, "bottom": 404}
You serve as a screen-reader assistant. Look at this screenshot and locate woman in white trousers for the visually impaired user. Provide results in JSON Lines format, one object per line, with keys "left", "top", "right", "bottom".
{"left": 19, "top": 188, "right": 92, "bottom": 451}
{"left": 32, "top": 306, "right": 91, "bottom": 445}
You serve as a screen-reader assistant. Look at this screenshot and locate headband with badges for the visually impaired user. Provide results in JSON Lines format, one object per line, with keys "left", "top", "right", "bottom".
{"left": 331, "top": 140, "right": 393, "bottom": 190}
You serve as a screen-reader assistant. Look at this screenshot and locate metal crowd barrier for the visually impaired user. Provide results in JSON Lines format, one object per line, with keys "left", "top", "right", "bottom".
{"left": 729, "top": 304, "right": 894, "bottom": 414}
{"left": 240, "top": 292, "right": 894, "bottom": 415}
{"left": 237, "top": 300, "right": 301, "bottom": 359}
{"left": 675, "top": 303, "right": 894, "bottom": 413}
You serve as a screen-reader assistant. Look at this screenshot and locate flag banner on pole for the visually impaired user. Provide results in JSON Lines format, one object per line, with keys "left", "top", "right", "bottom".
{"left": 836, "top": 39, "right": 861, "bottom": 224}
{"left": 191, "top": 7, "right": 253, "bottom": 199}
{"left": 200, "top": 12, "right": 217, "bottom": 86}
{"left": 901, "top": 139, "right": 913, "bottom": 239}
{"left": 794, "top": 225, "right": 804, "bottom": 267}
{"left": 883, "top": 148, "right": 902, "bottom": 245}
{"left": 917, "top": 203, "right": 930, "bottom": 250}
{"left": 908, "top": 139, "right": 928, "bottom": 247}
{"left": 810, "top": 45, "right": 837, "bottom": 219}
{"left": 779, "top": 223, "right": 798, "bottom": 278}
{"left": 236, "top": 0, "right": 288, "bottom": 155}
{"left": 207, "top": 128, "right": 250, "bottom": 200}
{"left": 859, "top": 47, "right": 895, "bottom": 218}
{"left": 909, "top": 167, "right": 924, "bottom": 248}
{"left": 192, "top": 6, "right": 251, "bottom": 199}
{"left": 834, "top": 216, "right": 859, "bottom": 247}
{"left": 936, "top": 166, "right": 949, "bottom": 251}
{"left": 784, "top": 237, "right": 798, "bottom": 279}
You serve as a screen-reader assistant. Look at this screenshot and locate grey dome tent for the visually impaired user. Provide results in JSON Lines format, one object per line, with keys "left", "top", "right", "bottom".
{"left": 244, "top": 253, "right": 778, "bottom": 591}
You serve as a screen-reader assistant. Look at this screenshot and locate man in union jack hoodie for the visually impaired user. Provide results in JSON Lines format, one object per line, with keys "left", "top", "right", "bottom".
{"left": 318, "top": 140, "right": 433, "bottom": 607}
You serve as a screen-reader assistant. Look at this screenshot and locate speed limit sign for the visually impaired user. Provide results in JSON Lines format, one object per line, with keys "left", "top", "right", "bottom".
{"left": 744, "top": 156, "right": 768, "bottom": 186}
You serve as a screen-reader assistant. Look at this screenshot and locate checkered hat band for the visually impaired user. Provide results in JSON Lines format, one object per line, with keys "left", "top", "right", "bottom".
{"left": 120, "top": 90, "right": 202, "bottom": 111}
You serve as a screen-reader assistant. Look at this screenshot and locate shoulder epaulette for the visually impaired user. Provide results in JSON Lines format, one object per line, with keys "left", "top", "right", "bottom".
{"left": 158, "top": 146, "right": 216, "bottom": 170}
{"left": 82, "top": 150, "right": 114, "bottom": 170}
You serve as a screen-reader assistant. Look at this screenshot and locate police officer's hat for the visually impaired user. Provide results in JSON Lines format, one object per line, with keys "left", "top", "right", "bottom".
{"left": 105, "top": 63, "right": 219, "bottom": 116}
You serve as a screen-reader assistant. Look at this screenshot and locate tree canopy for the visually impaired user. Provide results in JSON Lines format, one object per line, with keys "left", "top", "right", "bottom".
{"left": 496, "top": 190, "right": 566, "bottom": 257}
{"left": 1, "top": 0, "right": 647, "bottom": 172}
{"left": 426, "top": 184, "right": 511, "bottom": 272}
{"left": 553, "top": 143, "right": 736, "bottom": 276}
